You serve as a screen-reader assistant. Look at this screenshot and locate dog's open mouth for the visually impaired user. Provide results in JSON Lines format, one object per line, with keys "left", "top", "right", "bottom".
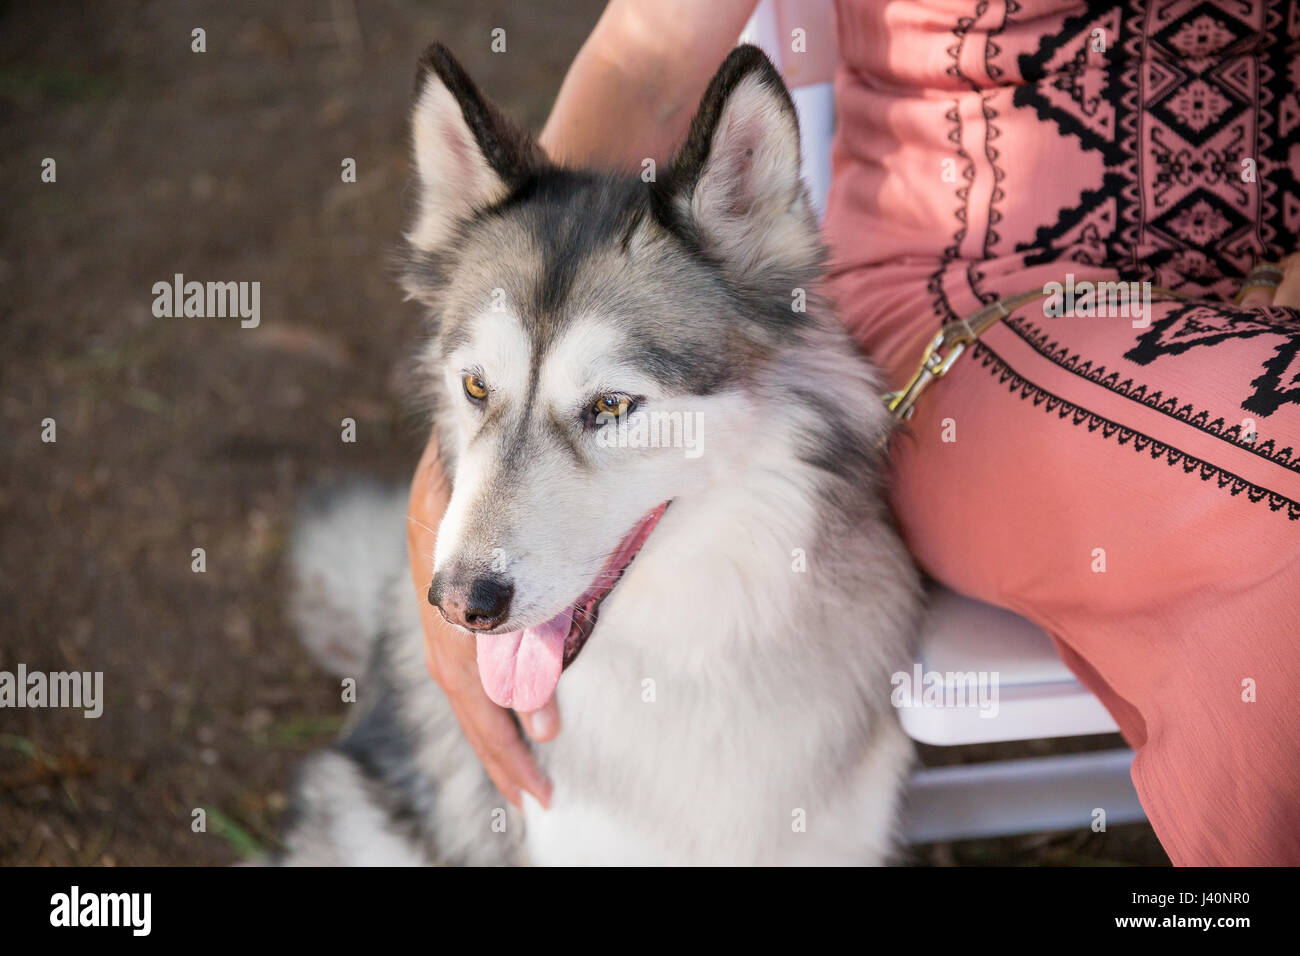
{"left": 475, "top": 502, "right": 670, "bottom": 713}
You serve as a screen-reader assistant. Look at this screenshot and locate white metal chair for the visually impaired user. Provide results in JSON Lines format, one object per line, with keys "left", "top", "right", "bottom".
{"left": 741, "top": 1, "right": 1146, "bottom": 843}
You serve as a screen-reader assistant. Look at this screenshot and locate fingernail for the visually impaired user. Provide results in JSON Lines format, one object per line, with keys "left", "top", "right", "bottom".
{"left": 529, "top": 705, "right": 557, "bottom": 739}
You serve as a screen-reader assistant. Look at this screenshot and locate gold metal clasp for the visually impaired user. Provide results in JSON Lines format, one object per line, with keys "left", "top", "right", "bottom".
{"left": 878, "top": 284, "right": 1182, "bottom": 429}
{"left": 880, "top": 290, "right": 1053, "bottom": 423}
{"left": 883, "top": 322, "right": 974, "bottom": 421}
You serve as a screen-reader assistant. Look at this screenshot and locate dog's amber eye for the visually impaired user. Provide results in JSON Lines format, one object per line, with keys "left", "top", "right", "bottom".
{"left": 463, "top": 374, "right": 488, "bottom": 402}
{"left": 593, "top": 394, "right": 631, "bottom": 420}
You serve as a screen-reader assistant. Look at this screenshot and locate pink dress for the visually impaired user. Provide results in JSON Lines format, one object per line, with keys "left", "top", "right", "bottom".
{"left": 824, "top": 0, "right": 1300, "bottom": 864}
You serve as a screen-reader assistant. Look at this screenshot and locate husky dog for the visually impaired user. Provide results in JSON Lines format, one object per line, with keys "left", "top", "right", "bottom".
{"left": 279, "top": 43, "right": 921, "bottom": 866}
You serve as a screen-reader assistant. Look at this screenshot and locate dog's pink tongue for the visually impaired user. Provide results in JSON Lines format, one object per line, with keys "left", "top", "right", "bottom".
{"left": 476, "top": 606, "right": 574, "bottom": 712}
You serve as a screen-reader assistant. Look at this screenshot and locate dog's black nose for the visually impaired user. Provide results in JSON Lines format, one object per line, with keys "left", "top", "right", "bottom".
{"left": 430, "top": 572, "right": 513, "bottom": 631}
{"left": 465, "top": 576, "right": 514, "bottom": 629}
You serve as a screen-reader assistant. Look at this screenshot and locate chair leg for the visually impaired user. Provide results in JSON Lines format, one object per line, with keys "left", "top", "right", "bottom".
{"left": 902, "top": 748, "right": 1145, "bottom": 843}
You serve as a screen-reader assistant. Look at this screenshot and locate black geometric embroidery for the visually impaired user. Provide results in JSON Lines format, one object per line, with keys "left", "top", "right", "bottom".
{"left": 1247, "top": 334, "right": 1300, "bottom": 417}
{"left": 1145, "top": 190, "right": 1254, "bottom": 284}
{"left": 968, "top": 93, "right": 1004, "bottom": 306}
{"left": 973, "top": 340, "right": 1300, "bottom": 520}
{"left": 1008, "top": 1, "right": 1299, "bottom": 296}
{"left": 1016, "top": 174, "right": 1128, "bottom": 268}
{"left": 1003, "top": 312, "right": 1299, "bottom": 474}
{"left": 982, "top": 0, "right": 1020, "bottom": 83}
{"left": 929, "top": 99, "right": 973, "bottom": 325}
{"left": 1014, "top": 7, "right": 1126, "bottom": 161}
{"left": 1122, "top": 303, "right": 1300, "bottom": 416}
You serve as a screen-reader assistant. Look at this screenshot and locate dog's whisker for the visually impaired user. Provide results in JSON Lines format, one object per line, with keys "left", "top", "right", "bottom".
{"left": 405, "top": 515, "right": 439, "bottom": 537}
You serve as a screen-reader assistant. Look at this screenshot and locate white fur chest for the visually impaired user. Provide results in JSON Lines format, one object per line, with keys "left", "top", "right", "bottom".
{"left": 510, "top": 446, "right": 915, "bottom": 865}
{"left": 518, "top": 584, "right": 906, "bottom": 866}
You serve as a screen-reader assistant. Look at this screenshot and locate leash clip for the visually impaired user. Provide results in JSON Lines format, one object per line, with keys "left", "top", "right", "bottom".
{"left": 883, "top": 322, "right": 973, "bottom": 421}
{"left": 878, "top": 284, "right": 1182, "bottom": 427}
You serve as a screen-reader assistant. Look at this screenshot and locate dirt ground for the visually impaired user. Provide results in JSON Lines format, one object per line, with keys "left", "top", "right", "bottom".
{"left": 0, "top": 0, "right": 1167, "bottom": 865}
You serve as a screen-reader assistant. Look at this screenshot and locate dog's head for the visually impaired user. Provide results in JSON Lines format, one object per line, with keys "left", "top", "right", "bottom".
{"left": 404, "top": 43, "right": 821, "bottom": 712}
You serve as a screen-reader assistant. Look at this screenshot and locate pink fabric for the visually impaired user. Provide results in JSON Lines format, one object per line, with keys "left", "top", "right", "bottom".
{"left": 824, "top": 0, "right": 1300, "bottom": 864}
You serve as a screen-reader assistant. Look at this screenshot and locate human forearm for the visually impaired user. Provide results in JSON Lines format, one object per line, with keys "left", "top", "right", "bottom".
{"left": 539, "top": 0, "right": 759, "bottom": 168}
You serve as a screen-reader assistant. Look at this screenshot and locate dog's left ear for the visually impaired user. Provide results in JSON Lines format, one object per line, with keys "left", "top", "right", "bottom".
{"left": 407, "top": 43, "right": 544, "bottom": 254}
{"left": 653, "top": 45, "right": 817, "bottom": 279}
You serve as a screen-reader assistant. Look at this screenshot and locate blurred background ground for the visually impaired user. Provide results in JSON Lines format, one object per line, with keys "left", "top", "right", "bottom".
{"left": 0, "top": 0, "right": 1166, "bottom": 865}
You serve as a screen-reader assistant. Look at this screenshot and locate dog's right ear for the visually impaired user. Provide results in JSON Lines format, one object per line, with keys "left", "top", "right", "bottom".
{"left": 406, "top": 43, "right": 543, "bottom": 254}
{"left": 651, "top": 46, "right": 817, "bottom": 282}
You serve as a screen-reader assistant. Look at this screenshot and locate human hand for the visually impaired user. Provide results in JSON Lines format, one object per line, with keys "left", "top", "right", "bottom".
{"left": 1237, "top": 254, "right": 1300, "bottom": 308}
{"left": 407, "top": 434, "right": 557, "bottom": 810}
